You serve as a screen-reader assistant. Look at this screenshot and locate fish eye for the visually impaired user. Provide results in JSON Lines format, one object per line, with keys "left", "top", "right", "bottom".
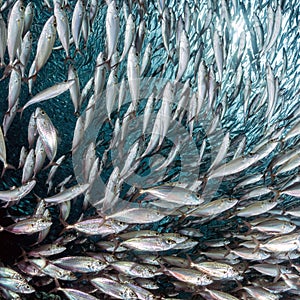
{"left": 20, "top": 6, "right": 25, "bottom": 11}
{"left": 116, "top": 5, "right": 119, "bottom": 11}
{"left": 135, "top": 52, "right": 139, "bottom": 57}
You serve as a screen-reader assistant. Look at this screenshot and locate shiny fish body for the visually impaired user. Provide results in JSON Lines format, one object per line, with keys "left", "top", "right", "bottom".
{"left": 28, "top": 243, "right": 66, "bottom": 257}
{"left": 105, "top": 0, "right": 119, "bottom": 62}
{"left": 205, "top": 288, "right": 239, "bottom": 300}
{"left": 23, "top": 2, "right": 34, "bottom": 36}
{"left": 236, "top": 199, "right": 278, "bottom": 217}
{"left": 257, "top": 232, "right": 300, "bottom": 253}
{"left": 21, "top": 80, "right": 74, "bottom": 112}
{"left": 30, "top": 258, "right": 76, "bottom": 280}
{"left": 249, "top": 219, "right": 296, "bottom": 235}
{"left": 119, "top": 230, "right": 160, "bottom": 240}
{"left": 140, "top": 185, "right": 203, "bottom": 205}
{"left": 44, "top": 183, "right": 89, "bottom": 203}
{"left": 27, "top": 111, "right": 37, "bottom": 148}
{"left": 0, "top": 267, "right": 24, "bottom": 280}
{"left": 0, "top": 13, "right": 7, "bottom": 67}
{"left": 19, "top": 31, "right": 33, "bottom": 77}
{"left": 58, "top": 287, "right": 99, "bottom": 300}
{"left": 67, "top": 218, "right": 128, "bottom": 236}
{"left": 94, "top": 52, "right": 106, "bottom": 98}
{"left": 250, "top": 264, "right": 291, "bottom": 278}
{"left": 0, "top": 180, "right": 35, "bottom": 203}
{"left": 165, "top": 267, "right": 213, "bottom": 286}
{"left": 68, "top": 65, "right": 81, "bottom": 114}
{"left": 120, "top": 14, "right": 135, "bottom": 62}
{"left": 189, "top": 198, "right": 238, "bottom": 217}
{"left": 208, "top": 154, "right": 260, "bottom": 179}
{"left": 120, "top": 236, "right": 177, "bottom": 251}
{"left": 54, "top": 2, "right": 70, "bottom": 58}
{"left": 5, "top": 217, "right": 52, "bottom": 234}
{"left": 33, "top": 136, "right": 46, "bottom": 177}
{"left": 3, "top": 98, "right": 18, "bottom": 137}
{"left": 175, "top": 29, "right": 190, "bottom": 82}
{"left": 110, "top": 261, "right": 159, "bottom": 278}
{"left": 33, "top": 15, "right": 56, "bottom": 74}
{"left": 191, "top": 261, "right": 239, "bottom": 279}
{"left": 7, "top": 67, "right": 21, "bottom": 112}
{"left": 52, "top": 256, "right": 107, "bottom": 273}
{"left": 140, "top": 43, "right": 152, "bottom": 76}
{"left": 127, "top": 45, "right": 140, "bottom": 110}
{"left": 91, "top": 277, "right": 138, "bottom": 300}
{"left": 243, "top": 286, "right": 280, "bottom": 300}
{"left": 7, "top": 0, "right": 25, "bottom": 65}
{"left": 107, "top": 207, "right": 166, "bottom": 224}
{"left": 71, "top": 0, "right": 85, "bottom": 52}
{"left": 281, "top": 182, "right": 300, "bottom": 197}
{"left": 106, "top": 67, "right": 118, "bottom": 120}
{"left": 0, "top": 277, "right": 34, "bottom": 294}
{"left": 35, "top": 108, "right": 57, "bottom": 162}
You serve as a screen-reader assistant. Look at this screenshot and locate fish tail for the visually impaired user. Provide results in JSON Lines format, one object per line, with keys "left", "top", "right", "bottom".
{"left": 111, "top": 61, "right": 120, "bottom": 69}
{"left": 242, "top": 220, "right": 252, "bottom": 235}
{"left": 17, "top": 106, "right": 25, "bottom": 119}
{"left": 58, "top": 218, "right": 70, "bottom": 235}
{"left": 42, "top": 161, "right": 58, "bottom": 171}
{"left": 224, "top": 244, "right": 232, "bottom": 257}
{"left": 252, "top": 237, "right": 260, "bottom": 253}
{"left": 63, "top": 55, "right": 74, "bottom": 64}
{"left": 96, "top": 58, "right": 110, "bottom": 69}
{"left": 1, "top": 163, "right": 15, "bottom": 178}
{"left": 138, "top": 188, "right": 146, "bottom": 194}
{"left": 25, "top": 72, "right": 37, "bottom": 82}
{"left": 49, "top": 278, "right": 61, "bottom": 293}
{"left": 74, "top": 48, "right": 83, "bottom": 57}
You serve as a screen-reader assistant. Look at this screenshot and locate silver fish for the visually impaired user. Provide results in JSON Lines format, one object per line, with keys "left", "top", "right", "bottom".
{"left": 35, "top": 108, "right": 58, "bottom": 162}
{"left": 71, "top": 0, "right": 85, "bottom": 53}
{"left": 23, "top": 2, "right": 34, "bottom": 36}
{"left": 5, "top": 216, "right": 52, "bottom": 234}
{"left": 140, "top": 185, "right": 203, "bottom": 206}
{"left": 54, "top": 2, "right": 70, "bottom": 58}
{"left": 52, "top": 256, "right": 107, "bottom": 273}
{"left": 105, "top": 0, "right": 119, "bottom": 64}
{"left": 0, "top": 13, "right": 7, "bottom": 67}
{"left": 33, "top": 15, "right": 57, "bottom": 75}
{"left": 20, "top": 80, "right": 74, "bottom": 113}
{"left": 7, "top": 0, "right": 25, "bottom": 65}
{"left": 44, "top": 183, "right": 90, "bottom": 203}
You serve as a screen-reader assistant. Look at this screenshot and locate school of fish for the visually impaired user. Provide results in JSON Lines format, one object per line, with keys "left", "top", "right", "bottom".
{"left": 0, "top": 0, "right": 299, "bottom": 299}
